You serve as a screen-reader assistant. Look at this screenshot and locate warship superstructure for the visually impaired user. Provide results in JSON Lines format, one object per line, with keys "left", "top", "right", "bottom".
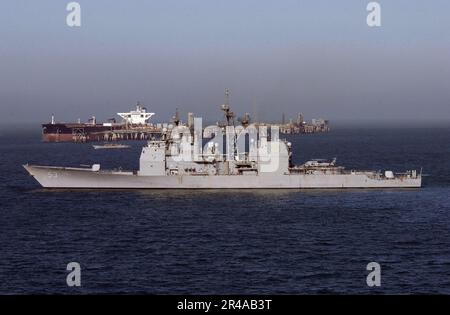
{"left": 25, "top": 100, "right": 422, "bottom": 189}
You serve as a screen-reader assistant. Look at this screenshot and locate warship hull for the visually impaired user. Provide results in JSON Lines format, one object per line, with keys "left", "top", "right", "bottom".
{"left": 23, "top": 165, "right": 422, "bottom": 189}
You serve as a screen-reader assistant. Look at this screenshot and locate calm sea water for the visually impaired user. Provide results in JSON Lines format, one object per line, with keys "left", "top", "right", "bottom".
{"left": 0, "top": 126, "right": 449, "bottom": 294}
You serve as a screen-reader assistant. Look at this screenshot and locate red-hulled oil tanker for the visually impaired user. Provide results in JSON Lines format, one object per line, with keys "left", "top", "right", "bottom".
{"left": 42, "top": 104, "right": 162, "bottom": 142}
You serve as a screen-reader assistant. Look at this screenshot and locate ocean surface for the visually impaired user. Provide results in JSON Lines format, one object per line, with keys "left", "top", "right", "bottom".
{"left": 0, "top": 126, "right": 449, "bottom": 294}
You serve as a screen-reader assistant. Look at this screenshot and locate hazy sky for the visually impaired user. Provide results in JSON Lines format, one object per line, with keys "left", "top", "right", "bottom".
{"left": 1, "top": 0, "right": 449, "bottom": 124}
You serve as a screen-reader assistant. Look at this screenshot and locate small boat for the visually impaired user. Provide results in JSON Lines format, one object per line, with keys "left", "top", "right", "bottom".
{"left": 92, "top": 143, "right": 130, "bottom": 150}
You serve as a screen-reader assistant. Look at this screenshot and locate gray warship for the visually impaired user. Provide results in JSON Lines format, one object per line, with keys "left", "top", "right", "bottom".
{"left": 24, "top": 102, "right": 422, "bottom": 189}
